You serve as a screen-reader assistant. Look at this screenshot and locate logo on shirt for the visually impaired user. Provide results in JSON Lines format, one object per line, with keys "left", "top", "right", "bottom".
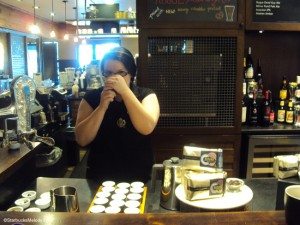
{"left": 117, "top": 118, "right": 126, "bottom": 128}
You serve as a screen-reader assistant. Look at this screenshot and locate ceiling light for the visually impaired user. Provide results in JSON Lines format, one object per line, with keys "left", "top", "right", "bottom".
{"left": 29, "top": 24, "right": 40, "bottom": 34}
{"left": 50, "top": 30, "right": 56, "bottom": 38}
{"left": 50, "top": 0, "right": 56, "bottom": 38}
{"left": 29, "top": 0, "right": 40, "bottom": 34}
{"left": 74, "top": 0, "right": 79, "bottom": 43}
{"left": 63, "top": 0, "right": 69, "bottom": 41}
{"left": 63, "top": 34, "right": 69, "bottom": 40}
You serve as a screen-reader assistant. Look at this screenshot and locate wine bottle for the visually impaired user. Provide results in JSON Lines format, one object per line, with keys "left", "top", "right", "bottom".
{"left": 248, "top": 92, "right": 259, "bottom": 126}
{"left": 277, "top": 100, "right": 286, "bottom": 123}
{"left": 279, "top": 76, "right": 288, "bottom": 100}
{"left": 242, "top": 79, "right": 247, "bottom": 124}
{"left": 245, "top": 47, "right": 254, "bottom": 79}
{"left": 255, "top": 59, "right": 264, "bottom": 99}
{"left": 269, "top": 91, "right": 275, "bottom": 126}
{"left": 285, "top": 101, "right": 294, "bottom": 124}
{"left": 242, "top": 97, "right": 247, "bottom": 124}
{"left": 261, "top": 90, "right": 271, "bottom": 127}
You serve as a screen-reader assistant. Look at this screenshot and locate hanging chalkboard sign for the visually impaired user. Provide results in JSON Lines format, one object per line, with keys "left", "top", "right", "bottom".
{"left": 253, "top": 0, "right": 300, "bottom": 23}
{"left": 147, "top": 0, "right": 238, "bottom": 23}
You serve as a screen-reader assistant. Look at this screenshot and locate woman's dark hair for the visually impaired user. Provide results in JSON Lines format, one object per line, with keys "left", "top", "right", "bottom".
{"left": 100, "top": 47, "right": 137, "bottom": 80}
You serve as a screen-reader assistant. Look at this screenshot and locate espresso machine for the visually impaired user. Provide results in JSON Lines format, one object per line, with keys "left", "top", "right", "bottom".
{"left": 35, "top": 86, "right": 69, "bottom": 125}
{"left": 0, "top": 76, "right": 54, "bottom": 150}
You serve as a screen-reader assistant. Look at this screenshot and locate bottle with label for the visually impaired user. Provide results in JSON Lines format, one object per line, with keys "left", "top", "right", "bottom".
{"left": 279, "top": 76, "right": 288, "bottom": 100}
{"left": 242, "top": 98, "right": 247, "bottom": 124}
{"left": 248, "top": 92, "right": 259, "bottom": 126}
{"left": 277, "top": 100, "right": 286, "bottom": 123}
{"left": 245, "top": 47, "right": 254, "bottom": 79}
{"left": 294, "top": 105, "right": 300, "bottom": 127}
{"left": 255, "top": 59, "right": 264, "bottom": 99}
{"left": 285, "top": 101, "right": 294, "bottom": 124}
{"left": 294, "top": 75, "right": 300, "bottom": 103}
{"left": 269, "top": 91, "right": 275, "bottom": 126}
{"left": 72, "top": 79, "right": 79, "bottom": 98}
{"left": 261, "top": 90, "right": 271, "bottom": 127}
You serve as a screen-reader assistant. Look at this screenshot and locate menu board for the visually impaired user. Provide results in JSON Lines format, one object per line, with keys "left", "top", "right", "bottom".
{"left": 253, "top": 0, "right": 300, "bottom": 23}
{"left": 147, "top": 0, "right": 237, "bottom": 23}
{"left": 10, "top": 34, "right": 26, "bottom": 77}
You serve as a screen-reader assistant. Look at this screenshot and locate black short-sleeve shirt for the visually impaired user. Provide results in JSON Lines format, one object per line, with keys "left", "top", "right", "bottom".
{"left": 83, "top": 84, "right": 155, "bottom": 183}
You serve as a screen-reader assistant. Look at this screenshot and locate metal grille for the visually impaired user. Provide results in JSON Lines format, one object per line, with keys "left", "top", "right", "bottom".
{"left": 147, "top": 36, "right": 237, "bottom": 127}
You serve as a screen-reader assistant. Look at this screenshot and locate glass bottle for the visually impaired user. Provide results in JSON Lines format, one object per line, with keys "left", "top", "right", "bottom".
{"left": 285, "top": 101, "right": 294, "bottom": 124}
{"left": 269, "top": 91, "right": 275, "bottom": 126}
{"left": 245, "top": 47, "right": 254, "bottom": 79}
{"left": 248, "top": 92, "right": 259, "bottom": 126}
{"left": 279, "top": 76, "right": 288, "bottom": 100}
{"left": 294, "top": 75, "right": 300, "bottom": 103}
{"left": 242, "top": 97, "right": 247, "bottom": 125}
{"left": 255, "top": 59, "right": 264, "bottom": 99}
{"left": 261, "top": 90, "right": 271, "bottom": 127}
{"left": 294, "top": 105, "right": 300, "bottom": 127}
{"left": 277, "top": 100, "right": 286, "bottom": 123}
{"left": 241, "top": 78, "right": 247, "bottom": 124}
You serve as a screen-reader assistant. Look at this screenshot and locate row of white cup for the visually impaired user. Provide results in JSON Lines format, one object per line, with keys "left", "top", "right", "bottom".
{"left": 78, "top": 26, "right": 138, "bottom": 35}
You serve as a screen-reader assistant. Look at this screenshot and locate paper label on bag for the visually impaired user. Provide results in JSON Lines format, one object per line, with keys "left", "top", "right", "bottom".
{"left": 200, "top": 151, "right": 223, "bottom": 169}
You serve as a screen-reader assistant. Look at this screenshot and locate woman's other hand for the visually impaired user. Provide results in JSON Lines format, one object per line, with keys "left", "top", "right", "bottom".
{"left": 104, "top": 75, "right": 130, "bottom": 97}
{"left": 100, "top": 88, "right": 116, "bottom": 110}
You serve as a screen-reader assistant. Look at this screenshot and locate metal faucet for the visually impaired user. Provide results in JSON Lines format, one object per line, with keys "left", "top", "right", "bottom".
{"left": 1, "top": 117, "right": 18, "bottom": 148}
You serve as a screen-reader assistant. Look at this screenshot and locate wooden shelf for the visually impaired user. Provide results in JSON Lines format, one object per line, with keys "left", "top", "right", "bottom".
{"left": 78, "top": 34, "right": 138, "bottom": 38}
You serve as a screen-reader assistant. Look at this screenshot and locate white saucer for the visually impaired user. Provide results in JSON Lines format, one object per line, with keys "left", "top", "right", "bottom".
{"left": 175, "top": 184, "right": 253, "bottom": 210}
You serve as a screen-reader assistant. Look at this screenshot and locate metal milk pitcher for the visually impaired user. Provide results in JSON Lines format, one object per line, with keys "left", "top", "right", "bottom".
{"left": 51, "top": 186, "right": 79, "bottom": 212}
{"left": 160, "top": 157, "right": 182, "bottom": 210}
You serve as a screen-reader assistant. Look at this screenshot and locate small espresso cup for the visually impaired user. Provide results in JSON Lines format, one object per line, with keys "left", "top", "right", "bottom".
{"left": 51, "top": 186, "right": 79, "bottom": 212}
{"left": 284, "top": 185, "right": 300, "bottom": 225}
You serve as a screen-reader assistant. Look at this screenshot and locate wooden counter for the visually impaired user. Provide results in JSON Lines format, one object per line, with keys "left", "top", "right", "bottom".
{"left": 0, "top": 143, "right": 39, "bottom": 183}
{"left": 0, "top": 143, "right": 39, "bottom": 209}
{"left": 0, "top": 211, "right": 286, "bottom": 225}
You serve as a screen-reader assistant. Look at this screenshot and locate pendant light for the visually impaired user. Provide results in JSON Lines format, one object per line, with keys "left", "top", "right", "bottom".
{"left": 50, "top": 0, "right": 56, "bottom": 38}
{"left": 63, "top": 0, "right": 69, "bottom": 40}
{"left": 73, "top": 0, "right": 79, "bottom": 43}
{"left": 29, "top": 0, "right": 40, "bottom": 34}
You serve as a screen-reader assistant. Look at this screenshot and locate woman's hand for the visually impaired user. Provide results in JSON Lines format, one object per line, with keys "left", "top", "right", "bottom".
{"left": 104, "top": 75, "right": 130, "bottom": 97}
{"left": 99, "top": 88, "right": 116, "bottom": 110}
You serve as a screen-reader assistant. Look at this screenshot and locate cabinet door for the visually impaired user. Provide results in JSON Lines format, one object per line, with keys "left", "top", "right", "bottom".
{"left": 138, "top": 29, "right": 244, "bottom": 133}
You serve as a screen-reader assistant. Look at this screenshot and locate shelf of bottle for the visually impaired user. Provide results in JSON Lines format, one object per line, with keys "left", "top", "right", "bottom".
{"left": 242, "top": 122, "right": 300, "bottom": 133}
{"left": 78, "top": 34, "right": 138, "bottom": 38}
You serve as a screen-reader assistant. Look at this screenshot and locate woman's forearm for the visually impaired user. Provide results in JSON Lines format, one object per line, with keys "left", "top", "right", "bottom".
{"left": 75, "top": 106, "right": 106, "bottom": 146}
{"left": 122, "top": 91, "right": 159, "bottom": 135}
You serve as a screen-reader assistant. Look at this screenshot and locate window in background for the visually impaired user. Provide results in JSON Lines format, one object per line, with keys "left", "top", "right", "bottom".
{"left": 95, "top": 42, "right": 120, "bottom": 61}
{"left": 78, "top": 44, "right": 93, "bottom": 68}
{"left": 78, "top": 39, "right": 120, "bottom": 68}
{"left": 0, "top": 42, "right": 4, "bottom": 71}
{"left": 27, "top": 44, "right": 38, "bottom": 78}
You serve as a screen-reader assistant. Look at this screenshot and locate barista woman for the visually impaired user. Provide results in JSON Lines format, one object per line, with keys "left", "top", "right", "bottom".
{"left": 75, "top": 47, "right": 160, "bottom": 183}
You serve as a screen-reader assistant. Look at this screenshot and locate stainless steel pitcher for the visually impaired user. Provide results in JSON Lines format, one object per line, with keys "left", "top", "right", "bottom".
{"left": 160, "top": 157, "right": 182, "bottom": 210}
{"left": 50, "top": 186, "right": 79, "bottom": 212}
